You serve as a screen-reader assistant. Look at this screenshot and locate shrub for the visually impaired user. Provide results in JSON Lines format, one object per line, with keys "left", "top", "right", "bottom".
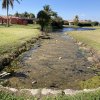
{"left": 51, "top": 17, "right": 63, "bottom": 29}
{"left": 78, "top": 22, "right": 92, "bottom": 27}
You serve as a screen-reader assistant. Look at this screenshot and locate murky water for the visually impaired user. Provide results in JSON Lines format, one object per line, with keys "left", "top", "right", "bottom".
{"left": 1, "top": 27, "right": 99, "bottom": 90}
{"left": 56, "top": 27, "right": 95, "bottom": 32}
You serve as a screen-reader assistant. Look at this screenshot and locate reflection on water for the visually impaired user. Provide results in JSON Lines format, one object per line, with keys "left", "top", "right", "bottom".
{"left": 54, "top": 27, "right": 95, "bottom": 32}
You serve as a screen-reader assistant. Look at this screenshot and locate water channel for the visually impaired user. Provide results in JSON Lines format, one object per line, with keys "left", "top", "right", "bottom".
{"left": 1, "top": 27, "right": 99, "bottom": 90}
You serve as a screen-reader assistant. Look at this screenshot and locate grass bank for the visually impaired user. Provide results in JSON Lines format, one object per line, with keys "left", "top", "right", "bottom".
{"left": 0, "top": 24, "right": 40, "bottom": 54}
{"left": 67, "top": 27, "right": 100, "bottom": 52}
{"left": 0, "top": 24, "right": 41, "bottom": 69}
{"left": 0, "top": 90, "right": 100, "bottom": 100}
{"left": 45, "top": 90, "right": 100, "bottom": 100}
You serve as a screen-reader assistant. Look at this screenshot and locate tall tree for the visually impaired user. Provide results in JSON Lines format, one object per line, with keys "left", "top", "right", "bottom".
{"left": 37, "top": 5, "right": 63, "bottom": 32}
{"left": 23, "top": 11, "right": 29, "bottom": 18}
{"left": 51, "top": 11, "right": 58, "bottom": 18}
{"left": 14, "top": 11, "right": 19, "bottom": 17}
{"left": 29, "top": 13, "right": 35, "bottom": 18}
{"left": 43, "top": 5, "right": 56, "bottom": 17}
{"left": 43, "top": 5, "right": 51, "bottom": 13}
{"left": 37, "top": 10, "right": 50, "bottom": 31}
{"left": 2, "top": 0, "right": 21, "bottom": 27}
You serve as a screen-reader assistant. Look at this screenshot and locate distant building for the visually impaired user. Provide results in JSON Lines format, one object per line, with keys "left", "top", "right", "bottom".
{"left": 0, "top": 16, "right": 37, "bottom": 25}
{"left": 68, "top": 20, "right": 74, "bottom": 26}
{"left": 66, "top": 20, "right": 91, "bottom": 26}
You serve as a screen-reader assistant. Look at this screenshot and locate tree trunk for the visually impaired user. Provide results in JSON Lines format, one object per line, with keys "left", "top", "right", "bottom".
{"left": 41, "top": 25, "right": 44, "bottom": 31}
{"left": 1, "top": 19, "right": 3, "bottom": 25}
{"left": 6, "top": 1, "right": 9, "bottom": 27}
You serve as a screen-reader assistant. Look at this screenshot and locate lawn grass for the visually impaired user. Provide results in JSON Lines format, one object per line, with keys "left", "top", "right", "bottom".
{"left": 0, "top": 24, "right": 41, "bottom": 54}
{"left": 67, "top": 27, "right": 100, "bottom": 52}
{"left": 79, "top": 76, "right": 100, "bottom": 89}
{"left": 0, "top": 90, "right": 100, "bottom": 100}
{"left": 0, "top": 91, "right": 25, "bottom": 100}
{"left": 44, "top": 90, "right": 100, "bottom": 100}
{"left": 0, "top": 24, "right": 40, "bottom": 29}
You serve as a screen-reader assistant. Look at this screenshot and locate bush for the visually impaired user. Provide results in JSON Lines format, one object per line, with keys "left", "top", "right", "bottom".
{"left": 78, "top": 22, "right": 92, "bottom": 27}
{"left": 63, "top": 21, "right": 69, "bottom": 25}
{"left": 51, "top": 16, "right": 63, "bottom": 30}
{"left": 92, "top": 21, "right": 99, "bottom": 26}
{"left": 37, "top": 10, "right": 51, "bottom": 31}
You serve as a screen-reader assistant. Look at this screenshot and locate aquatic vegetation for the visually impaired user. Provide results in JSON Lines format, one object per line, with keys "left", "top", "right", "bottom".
{"left": 80, "top": 76, "right": 100, "bottom": 89}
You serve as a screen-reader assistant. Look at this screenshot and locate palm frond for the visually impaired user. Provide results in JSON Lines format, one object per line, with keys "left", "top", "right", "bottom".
{"left": 2, "top": 0, "right": 21, "bottom": 9}
{"left": 9, "top": 0, "right": 14, "bottom": 8}
{"left": 2, "top": 0, "right": 7, "bottom": 9}
{"left": 16, "top": 0, "right": 21, "bottom": 4}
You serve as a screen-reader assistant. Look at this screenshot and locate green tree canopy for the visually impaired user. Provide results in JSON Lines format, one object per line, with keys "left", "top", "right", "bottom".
{"left": 43, "top": 5, "right": 51, "bottom": 13}
{"left": 37, "top": 10, "right": 51, "bottom": 31}
{"left": 14, "top": 11, "right": 19, "bottom": 17}
{"left": 14, "top": 12, "right": 35, "bottom": 18}
{"left": 29, "top": 13, "right": 35, "bottom": 18}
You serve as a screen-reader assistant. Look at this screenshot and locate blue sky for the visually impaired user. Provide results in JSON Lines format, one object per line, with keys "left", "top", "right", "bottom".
{"left": 0, "top": 0, "right": 100, "bottom": 21}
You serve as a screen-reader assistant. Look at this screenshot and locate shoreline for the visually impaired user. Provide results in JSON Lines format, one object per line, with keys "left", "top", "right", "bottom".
{"left": 0, "top": 35, "right": 41, "bottom": 71}
{"left": 0, "top": 85, "right": 100, "bottom": 97}
{"left": 65, "top": 32, "right": 100, "bottom": 68}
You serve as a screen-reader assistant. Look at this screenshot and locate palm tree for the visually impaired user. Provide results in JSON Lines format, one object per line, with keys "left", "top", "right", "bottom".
{"left": 2, "top": 0, "right": 21, "bottom": 27}
{"left": 43, "top": 5, "right": 51, "bottom": 13}
{"left": 51, "top": 11, "right": 58, "bottom": 18}
{"left": 37, "top": 10, "right": 50, "bottom": 31}
{"left": 14, "top": 11, "right": 19, "bottom": 17}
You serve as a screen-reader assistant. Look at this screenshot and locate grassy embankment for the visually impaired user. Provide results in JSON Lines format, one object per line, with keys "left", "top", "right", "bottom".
{"left": 0, "top": 25, "right": 100, "bottom": 99}
{"left": 0, "top": 90, "right": 100, "bottom": 100}
{"left": 66, "top": 26, "right": 100, "bottom": 89}
{"left": 45, "top": 90, "right": 100, "bottom": 100}
{"left": 0, "top": 24, "right": 40, "bottom": 55}
{"left": 67, "top": 26, "right": 100, "bottom": 52}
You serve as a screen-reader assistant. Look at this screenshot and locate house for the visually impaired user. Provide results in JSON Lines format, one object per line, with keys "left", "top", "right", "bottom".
{"left": 0, "top": 16, "right": 38, "bottom": 25}
{"left": 66, "top": 20, "right": 91, "bottom": 26}
{"left": 68, "top": 20, "right": 74, "bottom": 26}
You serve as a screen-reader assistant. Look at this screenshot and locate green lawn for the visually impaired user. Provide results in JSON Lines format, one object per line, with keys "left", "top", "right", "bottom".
{"left": 0, "top": 24, "right": 40, "bottom": 29}
{"left": 45, "top": 90, "right": 100, "bottom": 100}
{"left": 67, "top": 27, "right": 100, "bottom": 52}
{"left": 0, "top": 90, "right": 100, "bottom": 100}
{"left": 0, "top": 24, "right": 40, "bottom": 54}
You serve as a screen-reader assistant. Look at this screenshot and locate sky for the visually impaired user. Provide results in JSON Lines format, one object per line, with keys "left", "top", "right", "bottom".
{"left": 0, "top": 0, "right": 100, "bottom": 21}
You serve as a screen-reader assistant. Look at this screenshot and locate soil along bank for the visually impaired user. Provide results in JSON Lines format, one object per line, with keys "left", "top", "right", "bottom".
{"left": 2, "top": 32, "right": 100, "bottom": 90}
{"left": 66, "top": 29, "right": 100, "bottom": 53}
{"left": 0, "top": 27, "right": 41, "bottom": 70}
{"left": 65, "top": 29, "right": 100, "bottom": 89}
{"left": 0, "top": 37, "right": 40, "bottom": 70}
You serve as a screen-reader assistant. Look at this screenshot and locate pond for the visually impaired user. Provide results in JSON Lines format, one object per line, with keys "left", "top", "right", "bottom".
{"left": 54, "top": 27, "right": 95, "bottom": 32}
